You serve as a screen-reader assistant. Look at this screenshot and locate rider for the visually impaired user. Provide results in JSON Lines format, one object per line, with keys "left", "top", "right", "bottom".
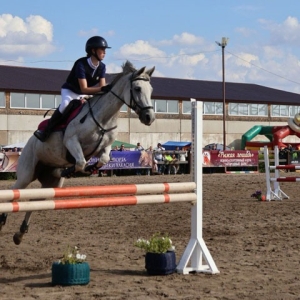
{"left": 34, "top": 36, "right": 112, "bottom": 142}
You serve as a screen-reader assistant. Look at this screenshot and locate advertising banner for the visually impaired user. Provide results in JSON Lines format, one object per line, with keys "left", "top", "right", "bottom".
{"left": 92, "top": 151, "right": 153, "bottom": 170}
{"left": 0, "top": 152, "right": 20, "bottom": 172}
{"left": 287, "top": 151, "right": 300, "bottom": 165}
{"left": 0, "top": 150, "right": 153, "bottom": 173}
{"left": 202, "top": 150, "right": 258, "bottom": 167}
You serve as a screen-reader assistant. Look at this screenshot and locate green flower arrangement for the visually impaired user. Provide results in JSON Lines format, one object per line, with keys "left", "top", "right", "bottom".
{"left": 135, "top": 233, "right": 175, "bottom": 254}
{"left": 58, "top": 246, "right": 87, "bottom": 265}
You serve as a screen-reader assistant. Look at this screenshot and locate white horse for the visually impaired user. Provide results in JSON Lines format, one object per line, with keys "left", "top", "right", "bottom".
{"left": 0, "top": 61, "right": 155, "bottom": 244}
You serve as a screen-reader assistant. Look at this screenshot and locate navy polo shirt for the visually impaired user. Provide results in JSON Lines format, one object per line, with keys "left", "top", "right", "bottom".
{"left": 62, "top": 57, "right": 106, "bottom": 94}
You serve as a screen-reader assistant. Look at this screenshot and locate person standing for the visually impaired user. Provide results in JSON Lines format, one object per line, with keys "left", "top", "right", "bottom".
{"left": 135, "top": 142, "right": 144, "bottom": 151}
{"left": 154, "top": 143, "right": 165, "bottom": 174}
{"left": 135, "top": 142, "right": 144, "bottom": 175}
{"left": 34, "top": 36, "right": 112, "bottom": 142}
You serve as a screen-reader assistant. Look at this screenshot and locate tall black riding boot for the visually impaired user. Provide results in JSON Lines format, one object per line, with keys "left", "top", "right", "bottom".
{"left": 34, "top": 109, "right": 63, "bottom": 142}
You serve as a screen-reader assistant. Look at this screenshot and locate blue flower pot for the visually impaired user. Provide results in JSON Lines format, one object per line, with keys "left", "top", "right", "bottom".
{"left": 145, "top": 251, "right": 176, "bottom": 275}
{"left": 51, "top": 262, "right": 90, "bottom": 286}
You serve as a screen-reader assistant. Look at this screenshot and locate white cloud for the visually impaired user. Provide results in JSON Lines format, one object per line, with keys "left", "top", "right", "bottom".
{"left": 259, "top": 16, "right": 300, "bottom": 45}
{"left": 177, "top": 52, "right": 206, "bottom": 66}
{"left": 158, "top": 32, "right": 205, "bottom": 47}
{"left": 233, "top": 52, "right": 258, "bottom": 68}
{"left": 172, "top": 32, "right": 205, "bottom": 46}
{"left": 117, "top": 40, "right": 166, "bottom": 60}
{"left": 0, "top": 14, "right": 55, "bottom": 57}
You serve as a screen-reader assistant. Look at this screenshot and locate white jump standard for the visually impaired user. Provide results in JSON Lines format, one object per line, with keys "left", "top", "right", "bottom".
{"left": 264, "top": 146, "right": 290, "bottom": 201}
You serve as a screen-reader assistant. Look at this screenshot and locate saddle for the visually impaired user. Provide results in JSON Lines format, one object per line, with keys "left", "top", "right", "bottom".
{"left": 37, "top": 99, "right": 84, "bottom": 132}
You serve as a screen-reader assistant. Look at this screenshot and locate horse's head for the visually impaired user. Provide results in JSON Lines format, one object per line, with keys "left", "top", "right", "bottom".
{"left": 119, "top": 61, "right": 156, "bottom": 126}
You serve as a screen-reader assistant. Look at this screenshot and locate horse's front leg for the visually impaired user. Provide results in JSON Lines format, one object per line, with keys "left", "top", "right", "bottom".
{"left": 84, "top": 146, "right": 112, "bottom": 173}
{"left": 60, "top": 138, "right": 87, "bottom": 177}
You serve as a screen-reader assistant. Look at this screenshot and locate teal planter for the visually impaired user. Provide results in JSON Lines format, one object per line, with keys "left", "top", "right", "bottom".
{"left": 51, "top": 262, "right": 90, "bottom": 286}
{"left": 145, "top": 251, "right": 176, "bottom": 275}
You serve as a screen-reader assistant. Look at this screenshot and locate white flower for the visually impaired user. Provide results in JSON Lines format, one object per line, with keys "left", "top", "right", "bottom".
{"left": 168, "top": 245, "right": 175, "bottom": 252}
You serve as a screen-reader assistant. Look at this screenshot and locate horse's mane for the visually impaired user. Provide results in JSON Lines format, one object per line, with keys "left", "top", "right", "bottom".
{"left": 109, "top": 60, "right": 150, "bottom": 87}
{"left": 122, "top": 60, "right": 136, "bottom": 74}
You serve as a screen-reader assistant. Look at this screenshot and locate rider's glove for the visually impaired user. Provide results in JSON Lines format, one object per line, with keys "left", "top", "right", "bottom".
{"left": 101, "top": 84, "right": 112, "bottom": 93}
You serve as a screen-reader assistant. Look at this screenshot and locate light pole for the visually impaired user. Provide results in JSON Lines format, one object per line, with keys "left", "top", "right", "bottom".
{"left": 216, "top": 37, "right": 229, "bottom": 150}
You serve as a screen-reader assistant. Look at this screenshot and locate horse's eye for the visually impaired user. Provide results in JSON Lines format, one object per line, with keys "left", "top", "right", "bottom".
{"left": 134, "top": 86, "right": 141, "bottom": 93}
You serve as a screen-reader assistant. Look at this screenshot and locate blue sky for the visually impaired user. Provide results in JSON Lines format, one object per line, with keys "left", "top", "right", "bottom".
{"left": 1, "top": 0, "right": 300, "bottom": 93}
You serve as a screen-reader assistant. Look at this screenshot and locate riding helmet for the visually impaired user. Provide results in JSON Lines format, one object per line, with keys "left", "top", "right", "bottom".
{"left": 85, "top": 36, "right": 111, "bottom": 54}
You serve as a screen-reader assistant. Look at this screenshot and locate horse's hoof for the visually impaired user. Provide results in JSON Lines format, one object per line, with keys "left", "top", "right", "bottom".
{"left": 13, "top": 232, "right": 23, "bottom": 245}
{"left": 0, "top": 213, "right": 8, "bottom": 230}
{"left": 61, "top": 166, "right": 76, "bottom": 178}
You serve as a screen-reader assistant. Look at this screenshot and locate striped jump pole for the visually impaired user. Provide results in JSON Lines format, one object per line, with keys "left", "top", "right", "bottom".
{"left": 270, "top": 177, "right": 300, "bottom": 182}
{"left": 264, "top": 146, "right": 289, "bottom": 201}
{"left": 0, "top": 182, "right": 196, "bottom": 202}
{"left": 0, "top": 193, "right": 197, "bottom": 213}
{"left": 270, "top": 165, "right": 300, "bottom": 170}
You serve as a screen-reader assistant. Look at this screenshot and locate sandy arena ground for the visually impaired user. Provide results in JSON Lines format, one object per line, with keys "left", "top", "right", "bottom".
{"left": 1, "top": 172, "right": 300, "bottom": 300}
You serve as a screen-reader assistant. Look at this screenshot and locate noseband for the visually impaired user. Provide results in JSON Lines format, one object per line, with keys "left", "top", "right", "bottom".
{"left": 110, "top": 72, "right": 154, "bottom": 113}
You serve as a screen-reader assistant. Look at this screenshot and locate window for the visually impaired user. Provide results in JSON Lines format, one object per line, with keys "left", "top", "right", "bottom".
{"left": 11, "top": 93, "right": 25, "bottom": 108}
{"left": 0, "top": 92, "right": 5, "bottom": 107}
{"left": 229, "top": 103, "right": 268, "bottom": 116}
{"left": 27, "top": 94, "right": 40, "bottom": 108}
{"left": 10, "top": 93, "right": 61, "bottom": 109}
{"left": 182, "top": 101, "right": 191, "bottom": 114}
{"left": 203, "top": 102, "right": 223, "bottom": 115}
{"left": 153, "top": 99, "right": 178, "bottom": 113}
{"left": 271, "top": 105, "right": 300, "bottom": 117}
{"left": 41, "top": 94, "right": 56, "bottom": 109}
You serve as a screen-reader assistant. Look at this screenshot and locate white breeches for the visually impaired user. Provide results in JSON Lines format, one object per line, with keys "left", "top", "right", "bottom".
{"left": 59, "top": 88, "right": 88, "bottom": 113}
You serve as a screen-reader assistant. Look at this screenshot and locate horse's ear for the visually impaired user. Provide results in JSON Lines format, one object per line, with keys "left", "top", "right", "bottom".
{"left": 146, "top": 66, "right": 155, "bottom": 77}
{"left": 135, "top": 66, "right": 146, "bottom": 77}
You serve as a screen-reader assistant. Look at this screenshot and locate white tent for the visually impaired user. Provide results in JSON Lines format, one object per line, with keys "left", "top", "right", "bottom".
{"left": 3, "top": 142, "right": 27, "bottom": 149}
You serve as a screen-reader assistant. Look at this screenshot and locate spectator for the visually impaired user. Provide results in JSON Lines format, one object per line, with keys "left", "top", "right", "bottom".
{"left": 179, "top": 149, "right": 188, "bottom": 174}
{"left": 163, "top": 152, "right": 173, "bottom": 174}
{"left": 119, "top": 144, "right": 126, "bottom": 151}
{"left": 146, "top": 146, "right": 153, "bottom": 175}
{"left": 154, "top": 143, "right": 165, "bottom": 174}
{"left": 135, "top": 142, "right": 144, "bottom": 151}
{"left": 146, "top": 146, "right": 157, "bottom": 173}
{"left": 116, "top": 144, "right": 126, "bottom": 176}
{"left": 146, "top": 146, "right": 153, "bottom": 151}
{"left": 171, "top": 152, "right": 180, "bottom": 174}
{"left": 286, "top": 144, "right": 294, "bottom": 152}
{"left": 135, "top": 142, "right": 144, "bottom": 175}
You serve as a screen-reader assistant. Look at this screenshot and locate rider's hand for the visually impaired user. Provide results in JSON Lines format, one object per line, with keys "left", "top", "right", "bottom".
{"left": 101, "top": 84, "right": 112, "bottom": 93}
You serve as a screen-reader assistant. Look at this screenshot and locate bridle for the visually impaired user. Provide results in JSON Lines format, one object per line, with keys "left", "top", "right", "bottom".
{"left": 110, "top": 72, "right": 154, "bottom": 114}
